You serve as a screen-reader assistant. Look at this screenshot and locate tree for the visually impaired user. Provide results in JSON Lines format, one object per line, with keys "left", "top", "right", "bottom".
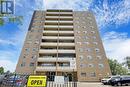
{"left": 122, "top": 56, "right": 130, "bottom": 69}
{"left": 108, "top": 59, "right": 128, "bottom": 75}
{"left": 0, "top": 67, "right": 4, "bottom": 74}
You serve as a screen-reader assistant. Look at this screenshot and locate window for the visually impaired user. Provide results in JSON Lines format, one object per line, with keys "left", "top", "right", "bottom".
{"left": 35, "top": 40, "right": 39, "bottom": 44}
{"left": 32, "top": 55, "right": 37, "bottom": 59}
{"left": 21, "top": 62, "right": 25, "bottom": 67}
{"left": 81, "top": 72, "right": 86, "bottom": 77}
{"left": 84, "top": 42, "right": 89, "bottom": 45}
{"left": 82, "top": 26, "right": 86, "bottom": 28}
{"left": 92, "top": 36, "right": 96, "bottom": 39}
{"left": 83, "top": 31, "right": 87, "bottom": 34}
{"left": 86, "top": 48, "right": 91, "bottom": 52}
{"left": 79, "top": 55, "right": 83, "bottom": 60}
{"left": 99, "top": 64, "right": 104, "bottom": 68}
{"left": 80, "top": 64, "right": 86, "bottom": 68}
{"left": 93, "top": 42, "right": 98, "bottom": 45}
{"left": 84, "top": 36, "right": 88, "bottom": 39}
{"left": 30, "top": 62, "right": 35, "bottom": 67}
{"left": 79, "top": 48, "right": 83, "bottom": 52}
{"left": 90, "top": 26, "right": 94, "bottom": 29}
{"left": 95, "top": 48, "right": 100, "bottom": 52}
{"left": 33, "top": 48, "right": 38, "bottom": 52}
{"left": 97, "top": 56, "right": 102, "bottom": 60}
{"left": 90, "top": 72, "right": 96, "bottom": 77}
{"left": 25, "top": 48, "right": 30, "bottom": 52}
{"left": 77, "top": 31, "right": 80, "bottom": 33}
{"left": 91, "top": 31, "right": 95, "bottom": 34}
{"left": 88, "top": 64, "right": 94, "bottom": 67}
{"left": 87, "top": 56, "right": 92, "bottom": 60}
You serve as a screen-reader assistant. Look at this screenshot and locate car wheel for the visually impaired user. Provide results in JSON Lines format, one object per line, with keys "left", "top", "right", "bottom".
{"left": 117, "top": 82, "right": 122, "bottom": 86}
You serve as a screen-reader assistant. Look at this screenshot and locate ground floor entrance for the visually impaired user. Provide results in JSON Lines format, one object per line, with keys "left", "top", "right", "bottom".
{"left": 36, "top": 71, "right": 77, "bottom": 81}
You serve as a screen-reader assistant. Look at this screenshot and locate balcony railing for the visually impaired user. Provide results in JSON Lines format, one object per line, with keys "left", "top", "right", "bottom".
{"left": 35, "top": 66, "right": 56, "bottom": 71}
{"left": 37, "top": 57, "right": 75, "bottom": 62}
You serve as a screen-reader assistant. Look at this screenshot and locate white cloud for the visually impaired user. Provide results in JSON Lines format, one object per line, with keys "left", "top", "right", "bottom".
{"left": 103, "top": 31, "right": 130, "bottom": 62}
{"left": 43, "top": 0, "right": 92, "bottom": 10}
{"left": 0, "top": 60, "right": 16, "bottom": 72}
{"left": 92, "top": 0, "right": 130, "bottom": 28}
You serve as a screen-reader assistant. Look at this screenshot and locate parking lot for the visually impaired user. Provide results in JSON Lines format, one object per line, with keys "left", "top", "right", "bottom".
{"left": 78, "top": 82, "right": 129, "bottom": 87}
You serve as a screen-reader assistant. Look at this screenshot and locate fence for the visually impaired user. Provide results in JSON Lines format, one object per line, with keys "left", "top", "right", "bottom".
{"left": 0, "top": 74, "right": 77, "bottom": 87}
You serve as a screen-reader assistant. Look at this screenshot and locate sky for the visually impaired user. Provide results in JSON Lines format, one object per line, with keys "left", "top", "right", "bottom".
{"left": 0, "top": 0, "right": 130, "bottom": 72}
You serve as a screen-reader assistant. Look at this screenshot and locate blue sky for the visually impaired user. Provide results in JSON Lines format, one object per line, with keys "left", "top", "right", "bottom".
{"left": 0, "top": 0, "right": 130, "bottom": 72}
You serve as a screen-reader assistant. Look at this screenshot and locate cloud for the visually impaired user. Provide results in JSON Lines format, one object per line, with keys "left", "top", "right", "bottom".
{"left": 103, "top": 31, "right": 130, "bottom": 62}
{"left": 0, "top": 60, "right": 16, "bottom": 72}
{"left": 43, "top": 0, "right": 93, "bottom": 10}
{"left": 91, "top": 0, "right": 130, "bottom": 28}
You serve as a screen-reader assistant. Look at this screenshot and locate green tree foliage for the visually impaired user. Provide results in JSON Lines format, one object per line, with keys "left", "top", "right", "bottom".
{"left": 108, "top": 59, "right": 128, "bottom": 75}
{"left": 123, "top": 56, "right": 130, "bottom": 69}
{"left": 0, "top": 67, "right": 4, "bottom": 74}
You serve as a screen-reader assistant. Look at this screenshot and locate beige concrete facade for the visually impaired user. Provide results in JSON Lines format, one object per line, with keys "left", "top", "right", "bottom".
{"left": 15, "top": 9, "right": 111, "bottom": 82}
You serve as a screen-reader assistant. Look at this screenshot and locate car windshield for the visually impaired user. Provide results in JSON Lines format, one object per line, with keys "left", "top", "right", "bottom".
{"left": 111, "top": 76, "right": 120, "bottom": 79}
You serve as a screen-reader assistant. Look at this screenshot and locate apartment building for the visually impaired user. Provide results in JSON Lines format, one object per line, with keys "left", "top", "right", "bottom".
{"left": 15, "top": 9, "right": 111, "bottom": 82}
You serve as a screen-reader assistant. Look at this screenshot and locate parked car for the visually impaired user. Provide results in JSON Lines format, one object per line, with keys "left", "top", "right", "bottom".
{"left": 2, "top": 75, "right": 26, "bottom": 86}
{"left": 0, "top": 74, "right": 6, "bottom": 84}
{"left": 110, "top": 76, "right": 130, "bottom": 86}
{"left": 101, "top": 76, "right": 120, "bottom": 85}
{"left": 101, "top": 76, "right": 111, "bottom": 85}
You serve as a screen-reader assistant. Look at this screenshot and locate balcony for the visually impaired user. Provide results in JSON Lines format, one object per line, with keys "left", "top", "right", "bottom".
{"left": 45, "top": 16, "right": 73, "bottom": 20}
{"left": 37, "top": 57, "right": 75, "bottom": 62}
{"left": 46, "top": 12, "right": 72, "bottom": 15}
{"left": 35, "top": 66, "right": 56, "bottom": 71}
{"left": 58, "top": 49, "right": 75, "bottom": 53}
{"left": 44, "top": 25, "right": 73, "bottom": 29}
{"left": 43, "top": 31, "right": 74, "bottom": 34}
{"left": 40, "top": 43, "right": 57, "bottom": 46}
{"left": 45, "top": 20, "right": 73, "bottom": 23}
{"left": 39, "top": 49, "right": 57, "bottom": 53}
{"left": 57, "top": 67, "right": 76, "bottom": 71}
{"left": 42, "top": 36, "right": 74, "bottom": 40}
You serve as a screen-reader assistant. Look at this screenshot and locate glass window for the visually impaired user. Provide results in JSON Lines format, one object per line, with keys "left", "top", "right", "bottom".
{"left": 99, "top": 64, "right": 104, "bottom": 68}
{"left": 30, "top": 62, "right": 35, "bottom": 67}
{"left": 32, "top": 55, "right": 37, "bottom": 59}
{"left": 91, "top": 31, "right": 95, "bottom": 34}
{"left": 79, "top": 55, "right": 83, "bottom": 60}
{"left": 79, "top": 48, "right": 83, "bottom": 52}
{"left": 90, "top": 72, "right": 96, "bottom": 77}
{"left": 95, "top": 48, "right": 100, "bottom": 52}
{"left": 83, "top": 31, "right": 87, "bottom": 34}
{"left": 84, "top": 42, "right": 89, "bottom": 45}
{"left": 80, "top": 64, "right": 86, "bottom": 68}
{"left": 97, "top": 56, "right": 102, "bottom": 60}
{"left": 81, "top": 72, "right": 86, "bottom": 77}
{"left": 21, "top": 62, "right": 25, "bottom": 67}
{"left": 86, "top": 48, "right": 91, "bottom": 52}
{"left": 93, "top": 42, "right": 98, "bottom": 45}
{"left": 25, "top": 48, "right": 30, "bottom": 52}
{"left": 87, "top": 56, "right": 92, "bottom": 60}
{"left": 92, "top": 36, "right": 96, "bottom": 39}
{"left": 88, "top": 64, "right": 94, "bottom": 67}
